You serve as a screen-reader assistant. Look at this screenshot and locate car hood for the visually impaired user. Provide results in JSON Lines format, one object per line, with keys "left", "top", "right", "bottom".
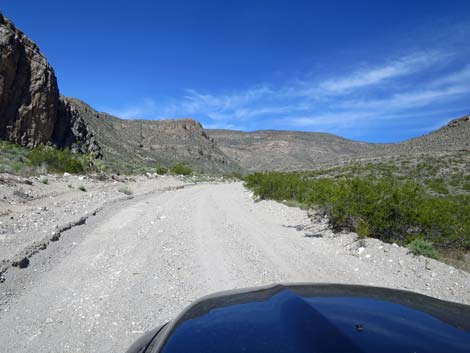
{"left": 132, "top": 284, "right": 470, "bottom": 353}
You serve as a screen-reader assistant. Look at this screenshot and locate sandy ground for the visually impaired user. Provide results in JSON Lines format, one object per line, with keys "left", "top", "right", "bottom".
{"left": 0, "top": 182, "right": 469, "bottom": 352}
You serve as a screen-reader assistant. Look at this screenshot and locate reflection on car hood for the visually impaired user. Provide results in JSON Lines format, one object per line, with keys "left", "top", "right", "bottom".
{"left": 144, "top": 284, "right": 470, "bottom": 353}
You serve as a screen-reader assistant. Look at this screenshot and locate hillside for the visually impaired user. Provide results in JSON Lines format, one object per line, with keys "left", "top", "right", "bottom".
{"left": 56, "top": 98, "right": 240, "bottom": 174}
{"left": 397, "top": 115, "right": 470, "bottom": 152}
{"left": 207, "top": 116, "right": 470, "bottom": 172}
{"left": 207, "top": 129, "right": 378, "bottom": 171}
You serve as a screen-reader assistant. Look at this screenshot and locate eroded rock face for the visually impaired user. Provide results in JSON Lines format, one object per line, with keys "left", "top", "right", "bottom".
{"left": 0, "top": 12, "right": 59, "bottom": 147}
{"left": 54, "top": 97, "right": 102, "bottom": 158}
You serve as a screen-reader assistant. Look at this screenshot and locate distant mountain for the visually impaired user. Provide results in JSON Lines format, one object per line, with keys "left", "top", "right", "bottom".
{"left": 207, "top": 117, "right": 470, "bottom": 171}
{"left": 0, "top": 11, "right": 468, "bottom": 174}
{"left": 206, "top": 129, "right": 379, "bottom": 171}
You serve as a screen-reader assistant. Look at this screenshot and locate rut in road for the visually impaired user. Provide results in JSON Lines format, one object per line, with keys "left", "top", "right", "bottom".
{"left": 0, "top": 182, "right": 468, "bottom": 353}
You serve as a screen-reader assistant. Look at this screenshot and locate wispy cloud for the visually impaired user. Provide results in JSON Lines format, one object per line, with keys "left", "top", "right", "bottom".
{"left": 106, "top": 98, "right": 159, "bottom": 119}
{"left": 318, "top": 51, "right": 447, "bottom": 93}
{"left": 105, "top": 47, "right": 469, "bottom": 140}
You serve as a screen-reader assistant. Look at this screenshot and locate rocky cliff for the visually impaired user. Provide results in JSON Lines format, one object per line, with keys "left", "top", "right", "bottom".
{"left": 0, "top": 12, "right": 238, "bottom": 173}
{"left": 0, "top": 12, "right": 59, "bottom": 147}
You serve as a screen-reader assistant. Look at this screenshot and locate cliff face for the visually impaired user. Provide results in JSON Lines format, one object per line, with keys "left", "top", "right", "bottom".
{"left": 0, "top": 12, "right": 59, "bottom": 147}
{"left": 0, "top": 13, "right": 238, "bottom": 173}
{"left": 58, "top": 98, "right": 239, "bottom": 173}
{"left": 53, "top": 96, "right": 102, "bottom": 158}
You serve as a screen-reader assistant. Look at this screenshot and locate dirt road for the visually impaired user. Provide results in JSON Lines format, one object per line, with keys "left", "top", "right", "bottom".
{"left": 0, "top": 182, "right": 469, "bottom": 352}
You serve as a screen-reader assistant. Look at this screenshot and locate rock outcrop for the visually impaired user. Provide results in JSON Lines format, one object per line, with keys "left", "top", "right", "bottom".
{"left": 0, "top": 12, "right": 59, "bottom": 147}
{"left": 448, "top": 115, "right": 470, "bottom": 127}
{"left": 53, "top": 97, "right": 102, "bottom": 158}
{"left": 57, "top": 98, "right": 239, "bottom": 173}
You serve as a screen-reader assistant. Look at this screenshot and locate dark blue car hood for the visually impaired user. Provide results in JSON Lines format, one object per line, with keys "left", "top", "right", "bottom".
{"left": 130, "top": 284, "right": 470, "bottom": 353}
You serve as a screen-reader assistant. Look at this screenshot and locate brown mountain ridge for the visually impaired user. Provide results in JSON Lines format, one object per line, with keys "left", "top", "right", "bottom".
{"left": 1, "top": 11, "right": 469, "bottom": 173}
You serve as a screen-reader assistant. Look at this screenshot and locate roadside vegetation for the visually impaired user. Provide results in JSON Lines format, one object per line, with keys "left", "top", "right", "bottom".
{"left": 244, "top": 154, "right": 470, "bottom": 259}
{"left": 170, "top": 163, "right": 193, "bottom": 176}
{"left": 0, "top": 140, "right": 93, "bottom": 175}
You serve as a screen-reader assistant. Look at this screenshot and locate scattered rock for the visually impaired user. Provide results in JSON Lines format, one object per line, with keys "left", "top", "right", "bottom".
{"left": 51, "top": 232, "right": 60, "bottom": 242}
{"left": 425, "top": 259, "right": 432, "bottom": 270}
{"left": 12, "top": 257, "right": 30, "bottom": 269}
{"left": 304, "top": 231, "right": 322, "bottom": 238}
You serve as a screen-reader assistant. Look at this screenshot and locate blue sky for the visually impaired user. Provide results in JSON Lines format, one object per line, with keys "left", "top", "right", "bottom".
{"left": 2, "top": 0, "right": 470, "bottom": 142}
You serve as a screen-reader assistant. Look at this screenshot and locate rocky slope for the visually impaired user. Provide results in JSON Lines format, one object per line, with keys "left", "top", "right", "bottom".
{"left": 207, "top": 129, "right": 379, "bottom": 171}
{"left": 207, "top": 115, "right": 470, "bottom": 171}
{"left": 58, "top": 98, "right": 239, "bottom": 173}
{"left": 397, "top": 115, "right": 470, "bottom": 152}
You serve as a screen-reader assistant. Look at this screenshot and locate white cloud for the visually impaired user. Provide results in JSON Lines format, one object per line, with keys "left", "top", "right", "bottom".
{"left": 342, "top": 84, "right": 469, "bottom": 111}
{"left": 106, "top": 98, "right": 159, "bottom": 119}
{"left": 104, "top": 49, "right": 469, "bottom": 134}
{"left": 429, "top": 65, "right": 470, "bottom": 87}
{"left": 318, "top": 51, "right": 446, "bottom": 93}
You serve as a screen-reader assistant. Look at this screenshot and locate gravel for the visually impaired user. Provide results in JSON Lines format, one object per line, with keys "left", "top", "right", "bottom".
{"left": 0, "top": 182, "right": 468, "bottom": 352}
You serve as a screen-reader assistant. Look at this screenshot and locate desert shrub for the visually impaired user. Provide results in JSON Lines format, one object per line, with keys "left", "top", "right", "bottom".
{"left": 170, "top": 164, "right": 192, "bottom": 176}
{"left": 408, "top": 238, "right": 439, "bottom": 259}
{"left": 40, "top": 177, "right": 49, "bottom": 185}
{"left": 156, "top": 166, "right": 168, "bottom": 175}
{"left": 245, "top": 172, "right": 470, "bottom": 250}
{"left": 28, "top": 146, "right": 85, "bottom": 174}
{"left": 355, "top": 219, "right": 371, "bottom": 238}
{"left": 118, "top": 186, "right": 133, "bottom": 195}
{"left": 425, "top": 178, "right": 449, "bottom": 194}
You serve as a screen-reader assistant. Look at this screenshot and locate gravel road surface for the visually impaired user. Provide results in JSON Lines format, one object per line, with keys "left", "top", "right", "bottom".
{"left": 0, "top": 182, "right": 469, "bottom": 352}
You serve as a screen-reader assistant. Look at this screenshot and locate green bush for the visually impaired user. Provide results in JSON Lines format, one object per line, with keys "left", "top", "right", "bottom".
{"left": 28, "top": 146, "right": 85, "bottom": 174}
{"left": 425, "top": 178, "right": 449, "bottom": 195}
{"left": 170, "top": 164, "right": 192, "bottom": 176}
{"left": 156, "top": 166, "right": 168, "bottom": 175}
{"left": 244, "top": 172, "right": 470, "bottom": 250}
{"left": 408, "top": 238, "right": 439, "bottom": 259}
